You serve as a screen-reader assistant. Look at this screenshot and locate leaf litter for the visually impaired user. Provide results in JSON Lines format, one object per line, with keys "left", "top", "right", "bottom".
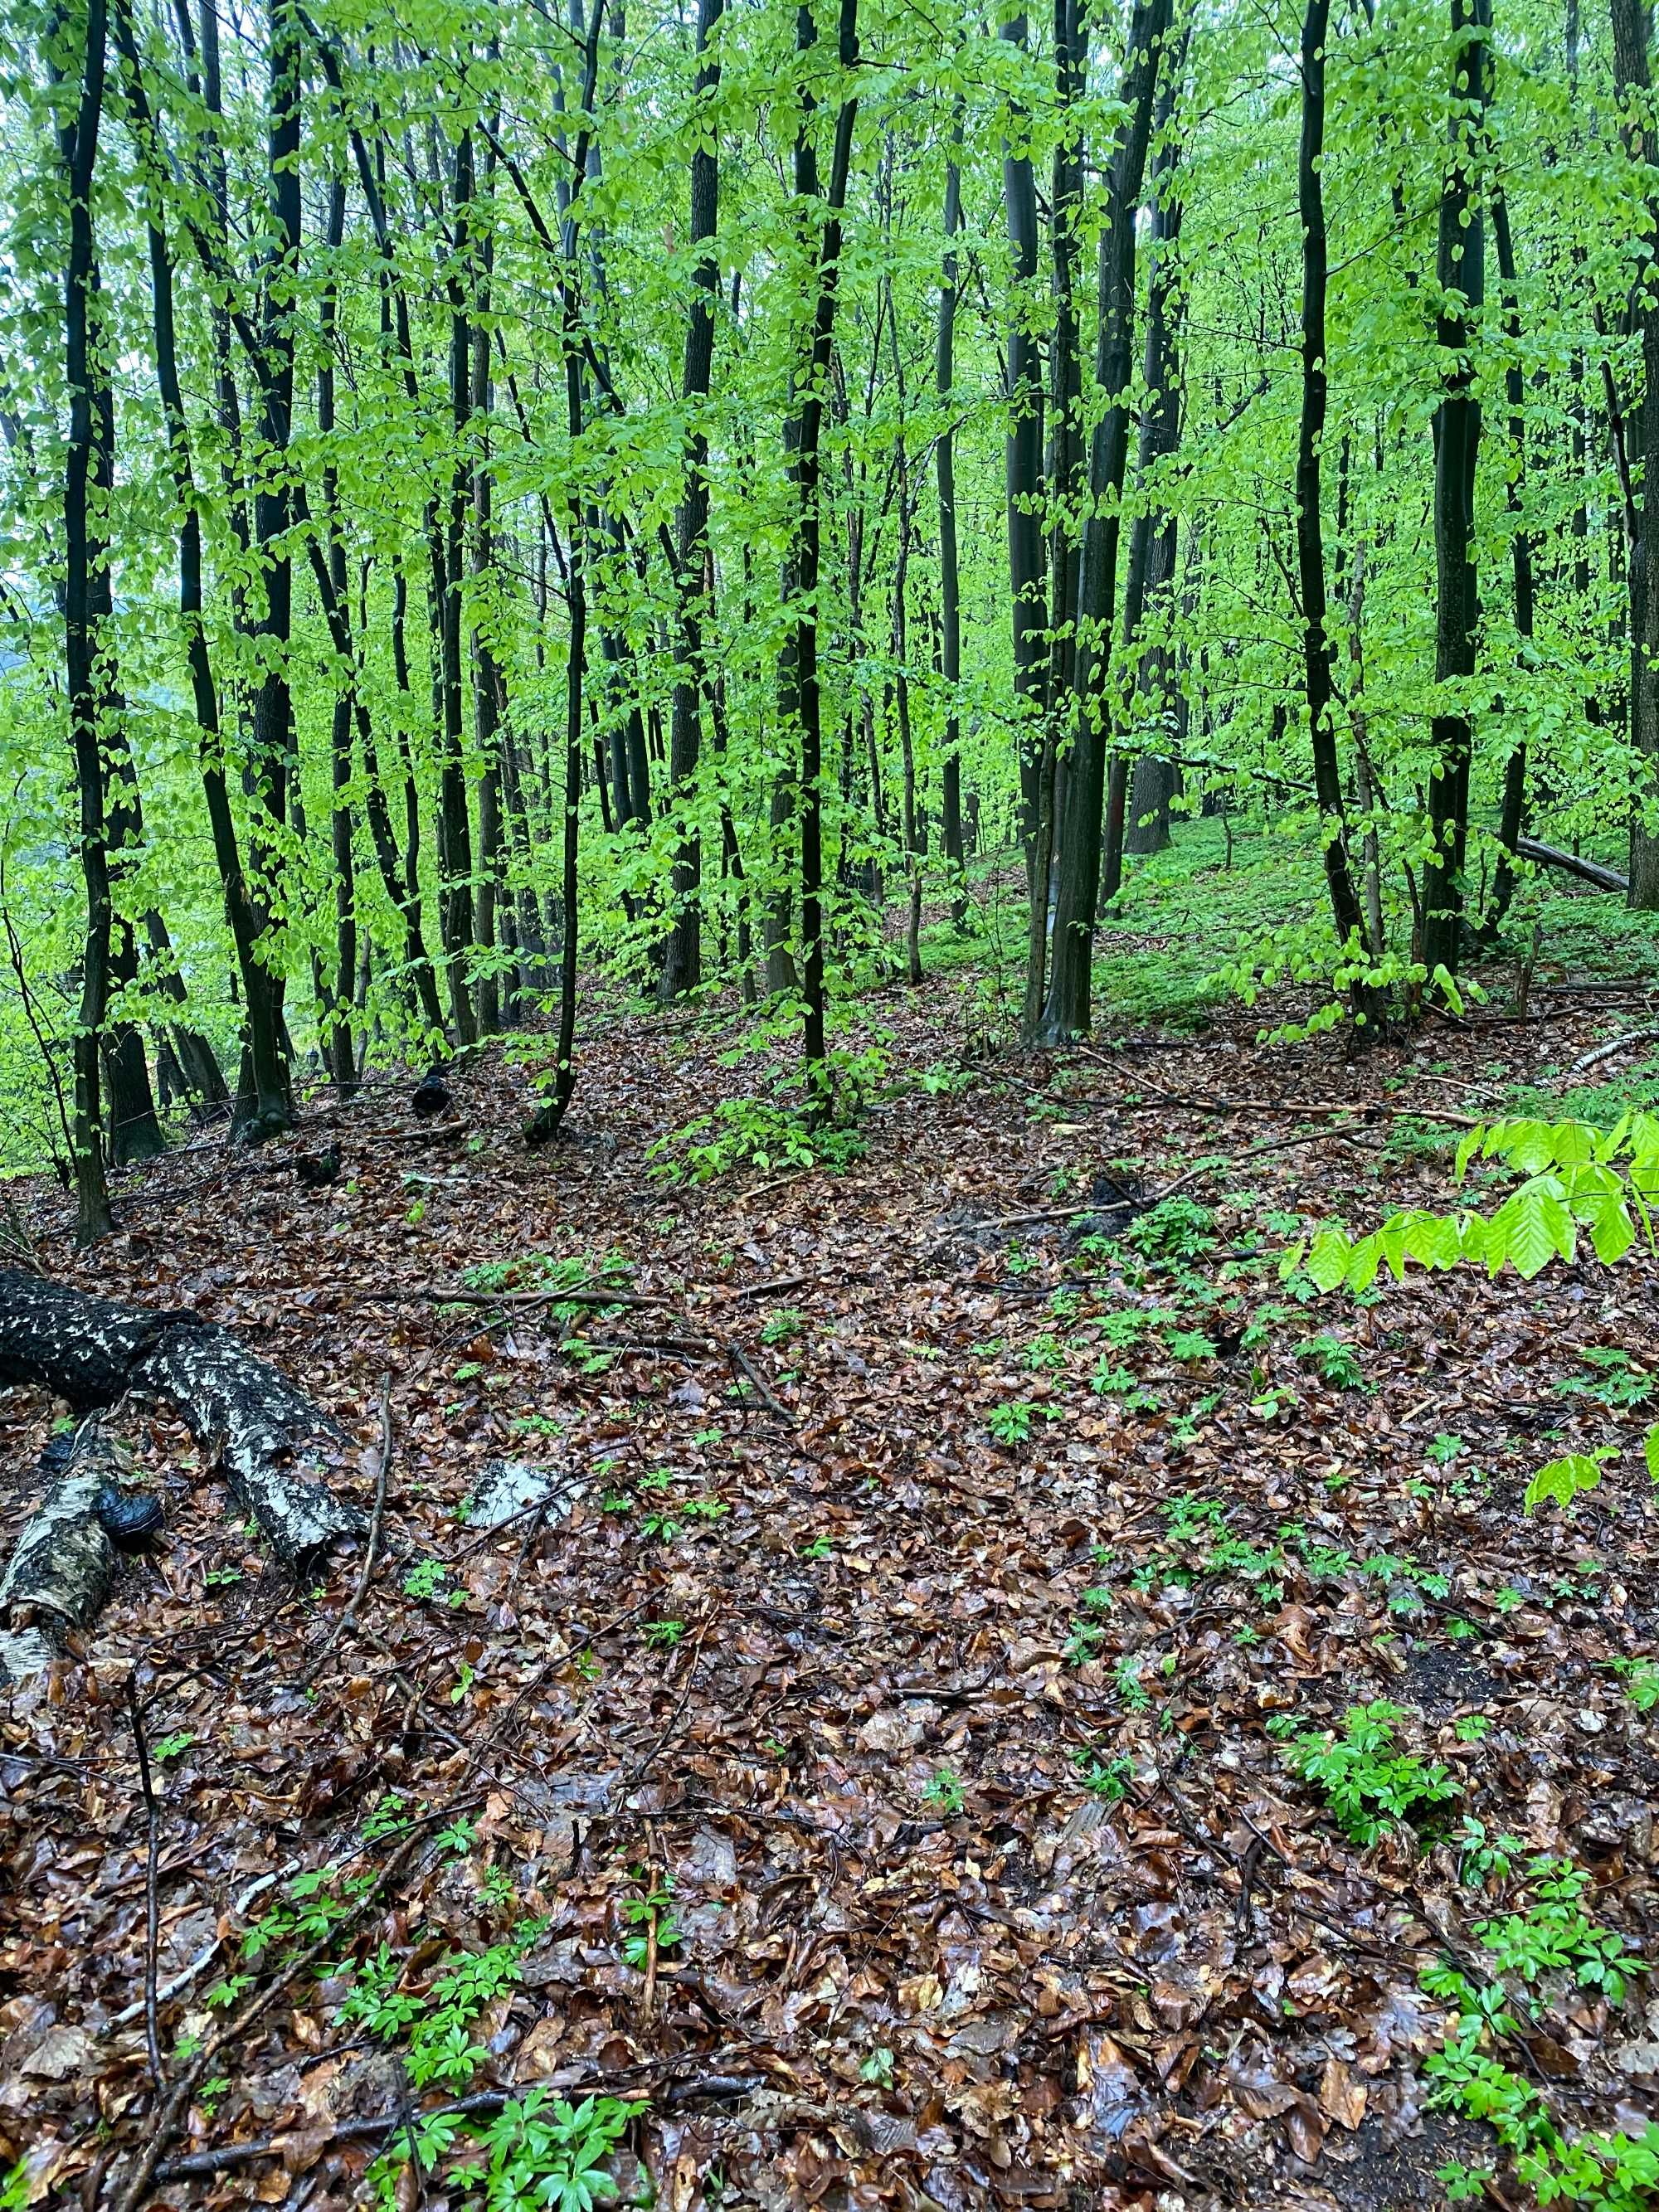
{"left": 2, "top": 961, "right": 1657, "bottom": 2211}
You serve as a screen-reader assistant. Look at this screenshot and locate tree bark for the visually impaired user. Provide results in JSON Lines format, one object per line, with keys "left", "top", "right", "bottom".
{"left": 659, "top": 0, "right": 726, "bottom": 1000}
{"left": 1482, "top": 185, "right": 1536, "bottom": 937}
{"left": 439, "top": 129, "right": 479, "bottom": 1042}
{"left": 241, "top": 0, "right": 304, "bottom": 1135}
{"left": 1613, "top": 0, "right": 1659, "bottom": 908}
{"left": 1120, "top": 53, "right": 1187, "bottom": 863}
{"left": 1292, "top": 0, "right": 1371, "bottom": 981}
{"left": 1001, "top": 7, "right": 1048, "bottom": 1025}
{"left": 1420, "top": 0, "right": 1489, "bottom": 980}
{"left": 525, "top": 0, "right": 605, "bottom": 1146}
{"left": 114, "top": 0, "right": 289, "bottom": 1131}
{"left": 1037, "top": 0, "right": 1170, "bottom": 1042}
{"left": 0, "top": 1273, "right": 365, "bottom": 1568}
{"left": 58, "top": 0, "right": 115, "bottom": 1242}
{"left": 936, "top": 110, "right": 966, "bottom": 926}
{"left": 781, "top": 0, "right": 860, "bottom": 1088}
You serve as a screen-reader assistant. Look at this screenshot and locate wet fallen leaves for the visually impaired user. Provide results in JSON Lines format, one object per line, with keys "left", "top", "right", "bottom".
{"left": 2, "top": 956, "right": 1657, "bottom": 2210}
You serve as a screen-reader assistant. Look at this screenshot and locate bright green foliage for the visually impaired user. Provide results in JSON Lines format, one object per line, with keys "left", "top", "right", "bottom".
{"left": 1524, "top": 1450, "right": 1615, "bottom": 1516}
{"left": 920, "top": 1766, "right": 965, "bottom": 1812}
{"left": 340, "top": 1920, "right": 542, "bottom": 2091}
{"left": 1472, "top": 1858, "right": 1643, "bottom": 2005}
{"left": 1283, "top": 1700, "right": 1458, "bottom": 1846}
{"left": 1297, "top": 1332, "right": 1366, "bottom": 1389}
{"left": 369, "top": 2091, "right": 642, "bottom": 2212}
{"left": 1429, "top": 2038, "right": 1659, "bottom": 2212}
{"left": 620, "top": 1874, "right": 678, "bottom": 1970}
{"left": 1298, "top": 1116, "right": 1659, "bottom": 1292}
{"left": 1423, "top": 1863, "right": 1651, "bottom": 2210}
{"left": 987, "top": 1398, "right": 1035, "bottom": 1446}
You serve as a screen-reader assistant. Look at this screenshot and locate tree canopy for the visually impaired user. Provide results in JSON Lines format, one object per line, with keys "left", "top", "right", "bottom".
{"left": 1, "top": 0, "right": 1654, "bottom": 1232}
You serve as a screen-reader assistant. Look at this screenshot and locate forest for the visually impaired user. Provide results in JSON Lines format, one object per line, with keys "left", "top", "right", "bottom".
{"left": 4, "top": 0, "right": 1659, "bottom": 2206}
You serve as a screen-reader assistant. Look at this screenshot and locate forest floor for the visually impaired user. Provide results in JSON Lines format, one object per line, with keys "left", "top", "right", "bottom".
{"left": 3, "top": 829, "right": 1659, "bottom": 2212}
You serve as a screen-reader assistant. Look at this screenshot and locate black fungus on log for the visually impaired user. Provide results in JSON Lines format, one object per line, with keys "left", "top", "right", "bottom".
{"left": 0, "top": 1271, "right": 365, "bottom": 1569}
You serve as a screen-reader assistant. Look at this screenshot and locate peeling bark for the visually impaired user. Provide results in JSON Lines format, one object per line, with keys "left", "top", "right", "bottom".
{"left": 0, "top": 1271, "right": 364, "bottom": 1568}
{"left": 0, "top": 1434, "right": 119, "bottom": 1636}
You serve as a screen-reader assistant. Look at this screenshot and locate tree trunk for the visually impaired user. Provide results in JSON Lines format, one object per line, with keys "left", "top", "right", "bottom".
{"left": 1120, "top": 52, "right": 1187, "bottom": 864}
{"left": 318, "top": 168, "right": 358, "bottom": 1090}
{"left": 1001, "top": 9, "right": 1048, "bottom": 1023}
{"left": 0, "top": 1430, "right": 123, "bottom": 1685}
{"left": 781, "top": 0, "right": 860, "bottom": 1090}
{"left": 936, "top": 112, "right": 966, "bottom": 927}
{"left": 1420, "top": 0, "right": 1489, "bottom": 980}
{"left": 1613, "top": 0, "right": 1659, "bottom": 909}
{"left": 660, "top": 0, "right": 726, "bottom": 1000}
{"left": 439, "top": 130, "right": 479, "bottom": 1042}
{"left": 1292, "top": 0, "right": 1371, "bottom": 982}
{"left": 114, "top": 0, "right": 290, "bottom": 1133}
{"left": 58, "top": 0, "right": 115, "bottom": 1242}
{"left": 241, "top": 0, "right": 304, "bottom": 1135}
{"left": 1037, "top": 0, "right": 1170, "bottom": 1042}
{"left": 526, "top": 1, "right": 604, "bottom": 1146}
{"left": 1482, "top": 186, "right": 1536, "bottom": 938}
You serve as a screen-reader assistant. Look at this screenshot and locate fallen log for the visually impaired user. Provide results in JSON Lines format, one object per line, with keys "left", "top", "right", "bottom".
{"left": 1515, "top": 837, "right": 1629, "bottom": 896}
{"left": 0, "top": 1271, "right": 365, "bottom": 1569}
{"left": 0, "top": 1430, "right": 119, "bottom": 1631}
{"left": 0, "top": 1427, "right": 122, "bottom": 1685}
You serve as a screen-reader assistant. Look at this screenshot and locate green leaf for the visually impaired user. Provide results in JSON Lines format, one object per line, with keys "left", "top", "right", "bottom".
{"left": 1523, "top": 1455, "right": 1604, "bottom": 1516}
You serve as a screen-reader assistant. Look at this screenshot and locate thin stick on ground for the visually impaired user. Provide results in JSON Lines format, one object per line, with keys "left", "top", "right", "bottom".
{"left": 124, "top": 1675, "right": 163, "bottom": 2091}
{"left": 299, "top": 1371, "right": 392, "bottom": 1690}
{"left": 727, "top": 1341, "right": 796, "bottom": 1426}
{"left": 1568, "top": 1027, "right": 1659, "bottom": 1076}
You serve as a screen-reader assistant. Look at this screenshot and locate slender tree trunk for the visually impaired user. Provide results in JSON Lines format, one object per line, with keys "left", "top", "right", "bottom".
{"left": 936, "top": 110, "right": 966, "bottom": 926}
{"left": 316, "top": 168, "right": 357, "bottom": 1089}
{"left": 59, "top": 0, "right": 115, "bottom": 1240}
{"left": 87, "top": 298, "right": 166, "bottom": 1165}
{"left": 439, "top": 130, "right": 479, "bottom": 1040}
{"left": 114, "top": 0, "right": 286, "bottom": 1122}
{"left": 1117, "top": 51, "right": 1186, "bottom": 863}
{"left": 1613, "top": 0, "right": 1659, "bottom": 907}
{"left": 1482, "top": 187, "right": 1535, "bottom": 936}
{"left": 1037, "top": 0, "right": 1170, "bottom": 1042}
{"left": 781, "top": 0, "right": 860, "bottom": 1088}
{"left": 471, "top": 123, "right": 507, "bottom": 1036}
{"left": 1001, "top": 9, "right": 1048, "bottom": 1028}
{"left": 1421, "top": 0, "right": 1489, "bottom": 978}
{"left": 886, "top": 280, "right": 923, "bottom": 985}
{"left": 241, "top": 0, "right": 303, "bottom": 1135}
{"left": 1292, "top": 0, "right": 1370, "bottom": 980}
{"left": 525, "top": 0, "right": 603, "bottom": 1145}
{"left": 660, "top": 0, "right": 725, "bottom": 999}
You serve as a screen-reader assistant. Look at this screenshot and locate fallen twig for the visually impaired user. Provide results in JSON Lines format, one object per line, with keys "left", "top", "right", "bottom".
{"left": 149, "top": 2054, "right": 774, "bottom": 2180}
{"left": 613, "top": 1616, "right": 714, "bottom": 1806}
{"left": 1072, "top": 1058, "right": 1481, "bottom": 1130}
{"left": 727, "top": 1342, "right": 797, "bottom": 1425}
{"left": 124, "top": 1676, "right": 163, "bottom": 2092}
{"left": 1149, "top": 1119, "right": 1374, "bottom": 1203}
